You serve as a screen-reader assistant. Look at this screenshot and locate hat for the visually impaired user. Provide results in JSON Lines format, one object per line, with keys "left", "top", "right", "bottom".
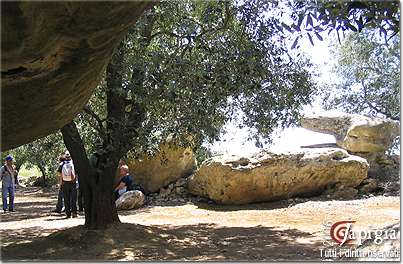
{"left": 5, "top": 155, "right": 13, "bottom": 161}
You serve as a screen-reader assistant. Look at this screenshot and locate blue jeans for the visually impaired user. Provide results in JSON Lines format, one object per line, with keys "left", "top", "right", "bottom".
{"left": 2, "top": 185, "right": 15, "bottom": 211}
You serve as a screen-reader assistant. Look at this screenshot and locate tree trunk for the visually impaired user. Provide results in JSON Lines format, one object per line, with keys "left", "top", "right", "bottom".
{"left": 14, "top": 163, "right": 22, "bottom": 185}
{"left": 38, "top": 163, "right": 46, "bottom": 187}
{"left": 60, "top": 33, "right": 149, "bottom": 229}
{"left": 61, "top": 121, "right": 120, "bottom": 229}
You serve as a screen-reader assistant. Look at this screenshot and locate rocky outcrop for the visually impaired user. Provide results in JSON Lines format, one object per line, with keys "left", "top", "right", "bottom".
{"left": 115, "top": 190, "right": 145, "bottom": 211}
{"left": 187, "top": 148, "right": 369, "bottom": 205}
{"left": 300, "top": 113, "right": 400, "bottom": 183}
{"left": 357, "top": 178, "right": 380, "bottom": 194}
{"left": 356, "top": 153, "right": 400, "bottom": 182}
{"left": 147, "top": 177, "right": 192, "bottom": 206}
{"left": 127, "top": 144, "right": 196, "bottom": 193}
{"left": 2, "top": 2, "right": 153, "bottom": 151}
{"left": 300, "top": 113, "right": 399, "bottom": 153}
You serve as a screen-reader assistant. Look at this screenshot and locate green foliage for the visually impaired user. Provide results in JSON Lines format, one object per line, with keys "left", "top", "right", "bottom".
{"left": 284, "top": 0, "right": 400, "bottom": 48}
{"left": 194, "top": 145, "right": 212, "bottom": 165}
{"left": 16, "top": 165, "right": 42, "bottom": 179}
{"left": 322, "top": 30, "right": 400, "bottom": 121}
{"left": 97, "top": 0, "right": 316, "bottom": 154}
{"left": 3, "top": 131, "right": 65, "bottom": 184}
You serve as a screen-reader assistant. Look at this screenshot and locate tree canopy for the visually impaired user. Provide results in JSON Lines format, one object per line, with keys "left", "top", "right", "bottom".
{"left": 80, "top": 0, "right": 316, "bottom": 154}
{"left": 284, "top": 0, "right": 400, "bottom": 47}
{"left": 322, "top": 29, "right": 400, "bottom": 121}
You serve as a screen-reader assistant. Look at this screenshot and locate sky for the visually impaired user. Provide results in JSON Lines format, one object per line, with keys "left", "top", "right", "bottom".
{"left": 206, "top": 34, "right": 343, "bottom": 156}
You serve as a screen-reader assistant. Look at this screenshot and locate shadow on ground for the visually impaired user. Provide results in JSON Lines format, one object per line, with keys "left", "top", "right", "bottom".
{"left": 1, "top": 222, "right": 321, "bottom": 261}
{"left": 0, "top": 187, "right": 57, "bottom": 223}
{"left": 194, "top": 200, "right": 290, "bottom": 212}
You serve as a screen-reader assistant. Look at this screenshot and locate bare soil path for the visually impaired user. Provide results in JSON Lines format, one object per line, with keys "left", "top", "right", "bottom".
{"left": 0, "top": 187, "right": 399, "bottom": 261}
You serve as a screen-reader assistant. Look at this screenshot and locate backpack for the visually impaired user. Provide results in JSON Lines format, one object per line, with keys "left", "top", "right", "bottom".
{"left": 0, "top": 166, "right": 6, "bottom": 180}
{"left": 61, "top": 161, "right": 75, "bottom": 181}
{"left": 1, "top": 165, "right": 14, "bottom": 182}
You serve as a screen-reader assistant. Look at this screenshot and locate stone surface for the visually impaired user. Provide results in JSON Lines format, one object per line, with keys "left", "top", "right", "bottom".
{"left": 144, "top": 176, "right": 195, "bottom": 206}
{"left": 127, "top": 144, "right": 196, "bottom": 193}
{"left": 329, "top": 186, "right": 358, "bottom": 200}
{"left": 380, "top": 181, "right": 400, "bottom": 197}
{"left": 300, "top": 113, "right": 399, "bottom": 153}
{"left": 355, "top": 153, "right": 400, "bottom": 182}
{"left": 357, "top": 178, "right": 380, "bottom": 194}
{"left": 2, "top": 2, "right": 153, "bottom": 150}
{"left": 115, "top": 190, "right": 145, "bottom": 211}
{"left": 187, "top": 148, "right": 369, "bottom": 205}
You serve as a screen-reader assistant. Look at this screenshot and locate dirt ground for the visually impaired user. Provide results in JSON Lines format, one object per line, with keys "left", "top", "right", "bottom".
{"left": 0, "top": 187, "right": 400, "bottom": 261}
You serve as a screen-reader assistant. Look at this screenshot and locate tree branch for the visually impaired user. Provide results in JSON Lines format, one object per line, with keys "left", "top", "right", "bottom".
{"left": 361, "top": 80, "right": 399, "bottom": 120}
{"left": 149, "top": 2, "right": 232, "bottom": 43}
{"left": 195, "top": 2, "right": 232, "bottom": 40}
{"left": 83, "top": 106, "right": 106, "bottom": 137}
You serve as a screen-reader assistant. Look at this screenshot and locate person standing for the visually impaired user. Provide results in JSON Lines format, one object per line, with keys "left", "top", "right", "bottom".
{"left": 1, "top": 155, "right": 16, "bottom": 213}
{"left": 52, "top": 155, "right": 66, "bottom": 214}
{"left": 58, "top": 151, "right": 77, "bottom": 218}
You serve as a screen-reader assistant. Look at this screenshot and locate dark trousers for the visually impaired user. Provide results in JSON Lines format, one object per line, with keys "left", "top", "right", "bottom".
{"left": 62, "top": 181, "right": 77, "bottom": 216}
{"left": 56, "top": 187, "right": 81, "bottom": 212}
{"left": 56, "top": 188, "right": 64, "bottom": 211}
{"left": 77, "top": 188, "right": 84, "bottom": 211}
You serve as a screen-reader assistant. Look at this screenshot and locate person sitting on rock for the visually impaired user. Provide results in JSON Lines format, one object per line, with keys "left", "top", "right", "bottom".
{"left": 114, "top": 165, "right": 134, "bottom": 201}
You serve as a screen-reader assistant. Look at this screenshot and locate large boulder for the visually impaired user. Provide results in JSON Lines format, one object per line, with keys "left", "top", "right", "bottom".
{"left": 300, "top": 113, "right": 399, "bottom": 153}
{"left": 1, "top": 2, "right": 153, "bottom": 151}
{"left": 187, "top": 148, "right": 369, "bottom": 205}
{"left": 127, "top": 144, "right": 196, "bottom": 193}
{"left": 115, "top": 190, "right": 145, "bottom": 211}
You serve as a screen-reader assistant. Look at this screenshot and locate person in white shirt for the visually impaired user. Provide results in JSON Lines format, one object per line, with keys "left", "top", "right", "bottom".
{"left": 58, "top": 151, "right": 77, "bottom": 218}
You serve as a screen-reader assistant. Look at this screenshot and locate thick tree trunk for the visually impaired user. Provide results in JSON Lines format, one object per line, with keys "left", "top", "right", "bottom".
{"left": 59, "top": 29, "right": 150, "bottom": 229}
{"left": 61, "top": 121, "right": 120, "bottom": 229}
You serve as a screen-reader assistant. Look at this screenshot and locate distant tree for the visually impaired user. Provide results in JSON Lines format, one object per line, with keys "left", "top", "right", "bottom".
{"left": 4, "top": 132, "right": 65, "bottom": 186}
{"left": 322, "top": 30, "right": 400, "bottom": 121}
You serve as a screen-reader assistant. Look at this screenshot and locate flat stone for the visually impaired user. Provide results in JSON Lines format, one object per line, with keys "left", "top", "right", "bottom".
{"left": 187, "top": 148, "right": 369, "bottom": 205}
{"left": 301, "top": 112, "right": 399, "bottom": 153}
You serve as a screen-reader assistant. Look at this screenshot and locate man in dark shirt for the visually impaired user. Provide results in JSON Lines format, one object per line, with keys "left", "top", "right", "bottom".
{"left": 114, "top": 165, "right": 133, "bottom": 200}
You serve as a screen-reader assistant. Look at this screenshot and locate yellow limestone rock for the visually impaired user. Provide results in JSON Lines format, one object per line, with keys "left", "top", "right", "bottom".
{"left": 188, "top": 148, "right": 368, "bottom": 204}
